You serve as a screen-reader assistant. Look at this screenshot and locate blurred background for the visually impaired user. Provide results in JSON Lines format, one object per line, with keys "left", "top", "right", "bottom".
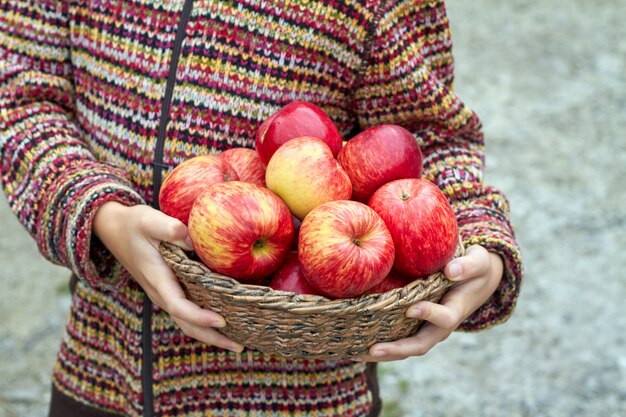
{"left": 1, "top": 1, "right": 625, "bottom": 416}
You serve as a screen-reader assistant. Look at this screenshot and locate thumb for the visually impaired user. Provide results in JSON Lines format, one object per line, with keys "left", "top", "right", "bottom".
{"left": 443, "top": 245, "right": 490, "bottom": 281}
{"left": 148, "top": 210, "right": 194, "bottom": 251}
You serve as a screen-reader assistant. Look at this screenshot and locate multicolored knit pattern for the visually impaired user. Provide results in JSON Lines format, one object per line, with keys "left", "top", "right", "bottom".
{"left": 1, "top": 0, "right": 522, "bottom": 415}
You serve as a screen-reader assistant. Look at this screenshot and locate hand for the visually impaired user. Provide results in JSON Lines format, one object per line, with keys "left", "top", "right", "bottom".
{"left": 93, "top": 202, "right": 244, "bottom": 353}
{"left": 357, "top": 245, "right": 503, "bottom": 362}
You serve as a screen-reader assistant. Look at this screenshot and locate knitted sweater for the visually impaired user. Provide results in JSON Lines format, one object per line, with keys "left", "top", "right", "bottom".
{"left": 0, "top": 0, "right": 522, "bottom": 416}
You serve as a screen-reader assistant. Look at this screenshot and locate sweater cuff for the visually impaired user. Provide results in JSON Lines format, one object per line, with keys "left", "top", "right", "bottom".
{"left": 37, "top": 162, "right": 144, "bottom": 292}
{"left": 456, "top": 207, "right": 523, "bottom": 331}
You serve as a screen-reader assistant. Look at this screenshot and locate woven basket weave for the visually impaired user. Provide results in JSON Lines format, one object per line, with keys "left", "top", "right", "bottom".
{"left": 160, "top": 241, "right": 463, "bottom": 360}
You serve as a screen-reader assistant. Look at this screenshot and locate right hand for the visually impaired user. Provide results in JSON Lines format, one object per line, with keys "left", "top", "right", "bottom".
{"left": 93, "top": 202, "right": 244, "bottom": 353}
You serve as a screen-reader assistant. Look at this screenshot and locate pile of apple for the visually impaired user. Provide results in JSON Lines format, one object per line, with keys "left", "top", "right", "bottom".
{"left": 159, "top": 102, "right": 459, "bottom": 299}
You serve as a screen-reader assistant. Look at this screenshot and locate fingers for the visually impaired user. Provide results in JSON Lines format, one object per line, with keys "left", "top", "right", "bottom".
{"left": 444, "top": 244, "right": 491, "bottom": 281}
{"left": 165, "top": 294, "right": 226, "bottom": 329}
{"left": 132, "top": 214, "right": 235, "bottom": 348}
{"left": 137, "top": 207, "right": 193, "bottom": 250}
{"left": 144, "top": 272, "right": 243, "bottom": 352}
{"left": 96, "top": 204, "right": 240, "bottom": 350}
{"left": 357, "top": 323, "right": 449, "bottom": 362}
{"left": 355, "top": 288, "right": 469, "bottom": 362}
{"left": 354, "top": 246, "right": 506, "bottom": 363}
{"left": 156, "top": 276, "right": 239, "bottom": 351}
{"left": 139, "top": 268, "right": 224, "bottom": 328}
{"left": 406, "top": 300, "right": 463, "bottom": 329}
{"left": 141, "top": 264, "right": 236, "bottom": 345}
{"left": 175, "top": 319, "right": 244, "bottom": 353}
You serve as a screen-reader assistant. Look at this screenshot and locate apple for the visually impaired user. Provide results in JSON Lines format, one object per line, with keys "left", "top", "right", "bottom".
{"left": 255, "top": 101, "right": 343, "bottom": 165}
{"left": 255, "top": 112, "right": 277, "bottom": 161}
{"left": 338, "top": 124, "right": 423, "bottom": 203}
{"left": 290, "top": 215, "right": 302, "bottom": 250}
{"left": 366, "top": 272, "right": 411, "bottom": 294}
{"left": 159, "top": 155, "right": 238, "bottom": 225}
{"left": 368, "top": 178, "right": 459, "bottom": 278}
{"left": 298, "top": 200, "right": 395, "bottom": 298}
{"left": 188, "top": 181, "right": 294, "bottom": 282}
{"left": 265, "top": 137, "right": 352, "bottom": 220}
{"left": 219, "top": 147, "right": 266, "bottom": 187}
{"left": 268, "top": 252, "right": 320, "bottom": 295}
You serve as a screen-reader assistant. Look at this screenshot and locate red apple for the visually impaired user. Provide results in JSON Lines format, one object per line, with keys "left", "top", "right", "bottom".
{"left": 219, "top": 147, "right": 266, "bottom": 187}
{"left": 366, "top": 272, "right": 412, "bottom": 294}
{"left": 265, "top": 137, "right": 352, "bottom": 220}
{"left": 159, "top": 155, "right": 238, "bottom": 225}
{"left": 368, "top": 178, "right": 458, "bottom": 278}
{"left": 255, "top": 101, "right": 343, "bottom": 165}
{"left": 338, "top": 124, "right": 423, "bottom": 203}
{"left": 255, "top": 112, "right": 277, "bottom": 157}
{"left": 269, "top": 252, "right": 320, "bottom": 295}
{"left": 290, "top": 215, "right": 302, "bottom": 250}
{"left": 298, "top": 200, "right": 395, "bottom": 299}
{"left": 188, "top": 181, "right": 294, "bottom": 282}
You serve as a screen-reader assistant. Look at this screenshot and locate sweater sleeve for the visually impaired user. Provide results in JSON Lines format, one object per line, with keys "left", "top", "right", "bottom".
{"left": 0, "top": 1, "right": 144, "bottom": 291}
{"left": 353, "top": 0, "right": 522, "bottom": 330}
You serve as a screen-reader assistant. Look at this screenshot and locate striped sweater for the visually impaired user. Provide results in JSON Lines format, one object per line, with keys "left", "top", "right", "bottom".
{"left": 0, "top": 0, "right": 522, "bottom": 416}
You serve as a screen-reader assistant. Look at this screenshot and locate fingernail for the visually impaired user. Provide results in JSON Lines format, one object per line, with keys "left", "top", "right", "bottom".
{"left": 372, "top": 348, "right": 387, "bottom": 357}
{"left": 183, "top": 236, "right": 194, "bottom": 251}
{"left": 448, "top": 261, "right": 462, "bottom": 279}
{"left": 211, "top": 317, "right": 226, "bottom": 328}
{"left": 407, "top": 306, "right": 422, "bottom": 318}
{"left": 229, "top": 344, "right": 245, "bottom": 353}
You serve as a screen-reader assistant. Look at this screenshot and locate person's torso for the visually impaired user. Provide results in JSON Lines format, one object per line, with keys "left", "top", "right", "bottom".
{"left": 69, "top": 0, "right": 375, "bottom": 203}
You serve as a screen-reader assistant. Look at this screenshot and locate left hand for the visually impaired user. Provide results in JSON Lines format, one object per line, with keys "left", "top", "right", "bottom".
{"left": 356, "top": 245, "right": 504, "bottom": 362}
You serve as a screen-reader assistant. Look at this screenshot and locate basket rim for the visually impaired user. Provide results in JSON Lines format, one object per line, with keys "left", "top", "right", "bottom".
{"left": 160, "top": 240, "right": 463, "bottom": 316}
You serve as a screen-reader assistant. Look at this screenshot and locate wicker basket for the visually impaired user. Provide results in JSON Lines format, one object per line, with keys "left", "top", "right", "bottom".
{"left": 160, "top": 241, "right": 463, "bottom": 360}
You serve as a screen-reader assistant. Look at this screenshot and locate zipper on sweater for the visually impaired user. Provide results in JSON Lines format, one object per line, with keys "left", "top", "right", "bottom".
{"left": 146, "top": 1, "right": 195, "bottom": 416}
{"left": 152, "top": 0, "right": 195, "bottom": 204}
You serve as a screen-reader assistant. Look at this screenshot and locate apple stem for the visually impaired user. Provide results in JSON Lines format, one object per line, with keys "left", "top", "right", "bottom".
{"left": 401, "top": 190, "right": 411, "bottom": 201}
{"left": 352, "top": 238, "right": 361, "bottom": 246}
{"left": 253, "top": 239, "right": 264, "bottom": 249}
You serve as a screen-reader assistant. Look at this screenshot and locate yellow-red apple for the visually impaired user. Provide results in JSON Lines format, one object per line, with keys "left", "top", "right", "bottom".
{"left": 265, "top": 137, "right": 352, "bottom": 220}
{"left": 369, "top": 178, "right": 458, "bottom": 278}
{"left": 338, "top": 124, "right": 423, "bottom": 203}
{"left": 298, "top": 200, "right": 395, "bottom": 298}
{"left": 219, "top": 147, "right": 266, "bottom": 187}
{"left": 188, "top": 181, "right": 294, "bottom": 282}
{"left": 159, "top": 155, "right": 238, "bottom": 225}
{"left": 255, "top": 101, "right": 343, "bottom": 165}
